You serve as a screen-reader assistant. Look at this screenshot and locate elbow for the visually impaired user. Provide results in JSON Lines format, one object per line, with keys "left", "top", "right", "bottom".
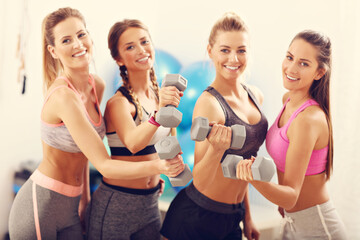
{"left": 94, "top": 162, "right": 115, "bottom": 179}
{"left": 281, "top": 192, "right": 299, "bottom": 210}
{"left": 123, "top": 141, "right": 143, "bottom": 154}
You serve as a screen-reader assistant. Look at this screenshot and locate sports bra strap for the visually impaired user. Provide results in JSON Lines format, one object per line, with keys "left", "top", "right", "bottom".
{"left": 284, "top": 99, "right": 319, "bottom": 133}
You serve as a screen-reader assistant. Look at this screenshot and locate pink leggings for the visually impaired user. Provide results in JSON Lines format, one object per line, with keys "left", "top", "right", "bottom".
{"left": 9, "top": 170, "right": 83, "bottom": 240}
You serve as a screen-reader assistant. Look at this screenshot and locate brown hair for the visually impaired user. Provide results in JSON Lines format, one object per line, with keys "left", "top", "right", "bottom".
{"left": 108, "top": 19, "right": 159, "bottom": 122}
{"left": 42, "top": 7, "right": 86, "bottom": 90}
{"left": 208, "top": 12, "right": 248, "bottom": 47}
{"left": 292, "top": 30, "right": 333, "bottom": 180}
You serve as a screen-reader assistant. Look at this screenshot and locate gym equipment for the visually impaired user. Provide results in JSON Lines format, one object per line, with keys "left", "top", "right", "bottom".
{"left": 221, "top": 155, "right": 275, "bottom": 182}
{"left": 190, "top": 116, "right": 246, "bottom": 149}
{"left": 155, "top": 136, "right": 192, "bottom": 187}
{"left": 155, "top": 74, "right": 187, "bottom": 128}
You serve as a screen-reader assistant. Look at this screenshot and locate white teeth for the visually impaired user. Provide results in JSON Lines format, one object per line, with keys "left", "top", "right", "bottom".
{"left": 287, "top": 75, "right": 299, "bottom": 81}
{"left": 138, "top": 56, "right": 149, "bottom": 62}
{"left": 225, "top": 66, "right": 239, "bottom": 70}
{"left": 73, "top": 50, "right": 86, "bottom": 57}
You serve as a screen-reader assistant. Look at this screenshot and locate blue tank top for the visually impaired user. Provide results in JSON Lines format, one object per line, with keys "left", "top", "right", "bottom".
{"left": 205, "top": 85, "right": 268, "bottom": 161}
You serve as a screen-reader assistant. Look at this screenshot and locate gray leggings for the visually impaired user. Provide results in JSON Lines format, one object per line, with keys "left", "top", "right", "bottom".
{"left": 281, "top": 200, "right": 347, "bottom": 240}
{"left": 8, "top": 178, "right": 83, "bottom": 240}
{"left": 86, "top": 181, "right": 161, "bottom": 240}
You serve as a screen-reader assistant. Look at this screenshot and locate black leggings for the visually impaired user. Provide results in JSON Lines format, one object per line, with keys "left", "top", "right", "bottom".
{"left": 161, "top": 183, "right": 245, "bottom": 240}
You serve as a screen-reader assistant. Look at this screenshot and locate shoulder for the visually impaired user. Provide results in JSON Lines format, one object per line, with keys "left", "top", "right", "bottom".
{"left": 106, "top": 90, "right": 131, "bottom": 110}
{"left": 193, "top": 90, "right": 224, "bottom": 123}
{"left": 92, "top": 74, "right": 105, "bottom": 92}
{"left": 282, "top": 92, "right": 290, "bottom": 104}
{"left": 244, "top": 84, "right": 264, "bottom": 105}
{"left": 292, "top": 104, "right": 327, "bottom": 136}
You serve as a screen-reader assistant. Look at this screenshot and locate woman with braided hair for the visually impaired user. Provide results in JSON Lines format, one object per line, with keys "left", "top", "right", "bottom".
{"left": 86, "top": 19, "right": 184, "bottom": 239}
{"left": 8, "top": 8, "right": 184, "bottom": 240}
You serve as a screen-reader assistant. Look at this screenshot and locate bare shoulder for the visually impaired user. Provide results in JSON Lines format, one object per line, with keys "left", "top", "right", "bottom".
{"left": 282, "top": 92, "right": 290, "bottom": 104}
{"left": 106, "top": 90, "right": 131, "bottom": 112}
{"left": 193, "top": 91, "right": 224, "bottom": 123}
{"left": 92, "top": 74, "right": 105, "bottom": 92}
{"left": 292, "top": 104, "right": 328, "bottom": 135}
{"left": 245, "top": 84, "right": 264, "bottom": 105}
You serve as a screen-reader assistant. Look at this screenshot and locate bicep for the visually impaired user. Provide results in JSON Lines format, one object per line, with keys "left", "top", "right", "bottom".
{"left": 192, "top": 94, "right": 223, "bottom": 164}
{"left": 107, "top": 98, "right": 137, "bottom": 145}
{"left": 282, "top": 120, "right": 318, "bottom": 191}
{"left": 60, "top": 99, "right": 109, "bottom": 162}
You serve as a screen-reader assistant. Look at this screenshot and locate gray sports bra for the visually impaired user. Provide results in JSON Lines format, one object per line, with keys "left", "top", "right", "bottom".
{"left": 40, "top": 75, "right": 106, "bottom": 153}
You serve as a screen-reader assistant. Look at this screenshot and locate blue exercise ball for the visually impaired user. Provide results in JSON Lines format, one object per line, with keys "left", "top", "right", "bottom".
{"left": 154, "top": 49, "right": 182, "bottom": 85}
{"left": 178, "top": 61, "right": 215, "bottom": 130}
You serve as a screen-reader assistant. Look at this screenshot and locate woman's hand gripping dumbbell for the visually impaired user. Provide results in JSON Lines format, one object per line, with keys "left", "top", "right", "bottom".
{"left": 155, "top": 136, "right": 193, "bottom": 187}
{"left": 190, "top": 116, "right": 246, "bottom": 149}
{"left": 222, "top": 155, "right": 275, "bottom": 182}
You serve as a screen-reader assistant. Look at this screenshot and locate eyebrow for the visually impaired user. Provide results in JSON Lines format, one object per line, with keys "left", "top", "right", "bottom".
{"left": 219, "top": 45, "right": 246, "bottom": 48}
{"left": 287, "top": 51, "right": 312, "bottom": 63}
{"left": 124, "top": 36, "right": 148, "bottom": 46}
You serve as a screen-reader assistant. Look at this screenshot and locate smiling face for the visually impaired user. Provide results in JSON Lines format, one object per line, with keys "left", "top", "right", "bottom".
{"left": 47, "top": 17, "right": 92, "bottom": 71}
{"left": 208, "top": 30, "right": 249, "bottom": 81}
{"left": 116, "top": 27, "right": 155, "bottom": 73}
{"left": 282, "top": 38, "right": 325, "bottom": 93}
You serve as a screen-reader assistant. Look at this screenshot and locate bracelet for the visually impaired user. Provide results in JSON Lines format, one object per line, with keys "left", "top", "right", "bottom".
{"left": 148, "top": 111, "right": 160, "bottom": 127}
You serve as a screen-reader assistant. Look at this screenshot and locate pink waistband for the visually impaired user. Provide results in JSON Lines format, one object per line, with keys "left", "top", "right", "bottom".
{"left": 30, "top": 170, "right": 82, "bottom": 197}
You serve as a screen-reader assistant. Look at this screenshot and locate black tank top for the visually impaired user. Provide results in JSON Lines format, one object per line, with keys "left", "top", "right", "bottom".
{"left": 205, "top": 85, "right": 268, "bottom": 161}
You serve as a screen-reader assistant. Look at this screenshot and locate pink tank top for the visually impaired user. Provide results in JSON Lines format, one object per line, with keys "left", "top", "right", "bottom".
{"left": 266, "top": 98, "right": 328, "bottom": 175}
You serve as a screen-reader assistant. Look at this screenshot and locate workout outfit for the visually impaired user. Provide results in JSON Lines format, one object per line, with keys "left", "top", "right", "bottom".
{"left": 86, "top": 86, "right": 170, "bottom": 240}
{"left": 160, "top": 85, "right": 268, "bottom": 240}
{"left": 9, "top": 75, "right": 105, "bottom": 240}
{"left": 266, "top": 98, "right": 347, "bottom": 240}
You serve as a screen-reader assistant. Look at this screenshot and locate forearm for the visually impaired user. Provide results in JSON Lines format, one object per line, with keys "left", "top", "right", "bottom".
{"left": 122, "top": 122, "right": 160, "bottom": 153}
{"left": 251, "top": 181, "right": 298, "bottom": 210}
{"left": 96, "top": 158, "right": 160, "bottom": 180}
{"left": 193, "top": 146, "right": 225, "bottom": 191}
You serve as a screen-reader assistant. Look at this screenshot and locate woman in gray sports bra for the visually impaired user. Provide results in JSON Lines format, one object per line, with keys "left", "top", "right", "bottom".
{"left": 160, "top": 12, "right": 267, "bottom": 240}
{"left": 8, "top": 8, "right": 184, "bottom": 240}
{"left": 86, "top": 19, "right": 185, "bottom": 240}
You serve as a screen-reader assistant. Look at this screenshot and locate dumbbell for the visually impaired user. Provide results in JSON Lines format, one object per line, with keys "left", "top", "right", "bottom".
{"left": 221, "top": 155, "right": 275, "bottom": 182}
{"left": 154, "top": 136, "right": 192, "bottom": 187}
{"left": 190, "top": 116, "right": 246, "bottom": 149}
{"left": 155, "top": 74, "right": 187, "bottom": 128}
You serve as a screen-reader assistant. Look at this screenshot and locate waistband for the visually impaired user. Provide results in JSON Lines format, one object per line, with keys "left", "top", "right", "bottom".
{"left": 110, "top": 145, "right": 156, "bottom": 156}
{"left": 101, "top": 180, "right": 161, "bottom": 195}
{"left": 284, "top": 200, "right": 334, "bottom": 218}
{"left": 185, "top": 182, "right": 244, "bottom": 214}
{"left": 30, "top": 169, "right": 82, "bottom": 197}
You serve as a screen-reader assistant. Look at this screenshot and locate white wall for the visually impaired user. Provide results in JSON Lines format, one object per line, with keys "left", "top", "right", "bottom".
{"left": 1, "top": 0, "right": 359, "bottom": 238}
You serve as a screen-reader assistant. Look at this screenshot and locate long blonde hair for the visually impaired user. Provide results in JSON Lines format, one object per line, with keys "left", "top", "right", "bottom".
{"left": 42, "top": 7, "right": 86, "bottom": 91}
{"left": 108, "top": 19, "right": 159, "bottom": 121}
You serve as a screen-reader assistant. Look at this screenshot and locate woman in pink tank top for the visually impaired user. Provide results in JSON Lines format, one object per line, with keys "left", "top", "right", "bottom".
{"left": 8, "top": 7, "right": 184, "bottom": 240}
{"left": 236, "top": 30, "right": 347, "bottom": 239}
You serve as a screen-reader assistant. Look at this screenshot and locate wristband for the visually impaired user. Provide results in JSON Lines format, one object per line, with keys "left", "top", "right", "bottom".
{"left": 148, "top": 111, "right": 160, "bottom": 127}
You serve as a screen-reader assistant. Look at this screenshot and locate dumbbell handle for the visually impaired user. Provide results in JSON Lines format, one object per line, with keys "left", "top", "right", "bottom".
{"left": 190, "top": 117, "right": 246, "bottom": 149}
{"left": 221, "top": 155, "right": 275, "bottom": 182}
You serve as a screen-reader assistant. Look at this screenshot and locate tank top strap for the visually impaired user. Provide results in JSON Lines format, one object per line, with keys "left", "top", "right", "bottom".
{"left": 283, "top": 99, "right": 319, "bottom": 132}
{"left": 204, "top": 86, "right": 229, "bottom": 122}
{"left": 240, "top": 84, "right": 261, "bottom": 110}
{"left": 88, "top": 74, "right": 100, "bottom": 107}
